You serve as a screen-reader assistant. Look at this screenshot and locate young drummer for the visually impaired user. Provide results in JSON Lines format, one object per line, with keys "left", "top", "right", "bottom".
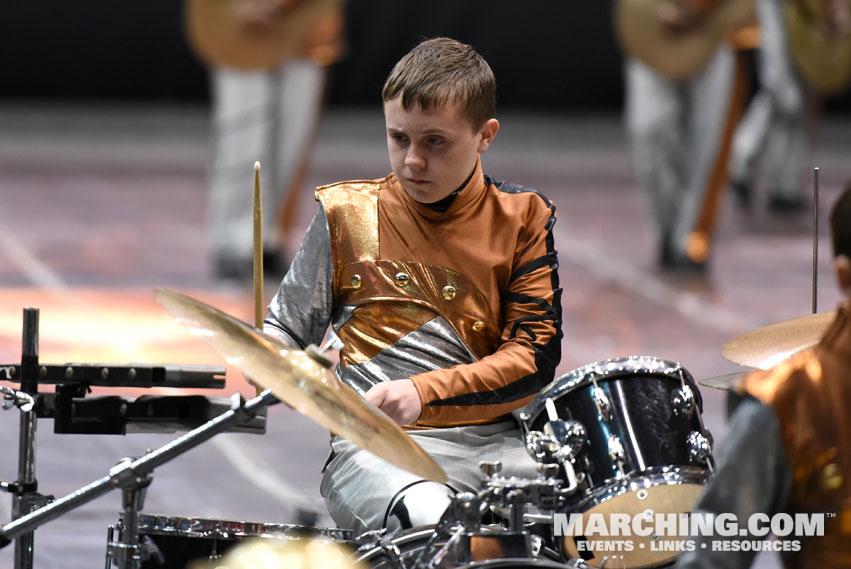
{"left": 264, "top": 37, "right": 562, "bottom": 534}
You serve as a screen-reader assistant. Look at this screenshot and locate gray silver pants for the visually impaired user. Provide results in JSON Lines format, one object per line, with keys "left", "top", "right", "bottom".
{"left": 729, "top": 0, "right": 812, "bottom": 200}
{"left": 625, "top": 47, "right": 735, "bottom": 258}
{"left": 319, "top": 420, "right": 539, "bottom": 536}
{"left": 207, "top": 61, "right": 326, "bottom": 260}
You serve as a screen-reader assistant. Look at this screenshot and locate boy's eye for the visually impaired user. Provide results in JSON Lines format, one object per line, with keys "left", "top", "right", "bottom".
{"left": 427, "top": 138, "right": 444, "bottom": 145}
{"left": 391, "top": 133, "right": 408, "bottom": 143}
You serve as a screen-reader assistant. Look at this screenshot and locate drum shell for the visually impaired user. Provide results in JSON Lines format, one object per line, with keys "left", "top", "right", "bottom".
{"left": 523, "top": 356, "right": 710, "bottom": 499}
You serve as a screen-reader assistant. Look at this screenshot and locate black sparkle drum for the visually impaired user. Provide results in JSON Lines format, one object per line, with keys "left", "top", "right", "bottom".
{"left": 521, "top": 356, "right": 714, "bottom": 568}
{"left": 110, "top": 514, "right": 353, "bottom": 568}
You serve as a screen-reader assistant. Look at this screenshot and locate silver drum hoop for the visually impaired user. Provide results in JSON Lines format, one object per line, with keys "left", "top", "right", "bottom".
{"left": 137, "top": 513, "right": 353, "bottom": 542}
{"left": 570, "top": 466, "right": 710, "bottom": 514}
{"left": 521, "top": 355, "right": 697, "bottom": 427}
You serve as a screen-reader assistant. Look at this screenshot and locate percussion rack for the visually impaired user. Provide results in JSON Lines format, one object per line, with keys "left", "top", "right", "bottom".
{"left": 0, "top": 307, "right": 272, "bottom": 569}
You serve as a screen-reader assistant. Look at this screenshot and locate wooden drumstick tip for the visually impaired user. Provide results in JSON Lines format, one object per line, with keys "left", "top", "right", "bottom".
{"left": 254, "top": 161, "right": 261, "bottom": 171}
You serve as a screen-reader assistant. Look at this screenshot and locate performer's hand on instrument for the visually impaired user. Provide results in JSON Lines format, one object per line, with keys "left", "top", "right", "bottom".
{"left": 365, "top": 379, "right": 422, "bottom": 426}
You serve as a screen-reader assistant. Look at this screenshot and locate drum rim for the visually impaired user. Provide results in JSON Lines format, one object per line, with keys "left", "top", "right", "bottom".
{"left": 520, "top": 355, "right": 696, "bottom": 425}
{"left": 491, "top": 465, "right": 708, "bottom": 525}
{"left": 134, "top": 513, "right": 353, "bottom": 541}
{"left": 571, "top": 465, "right": 710, "bottom": 513}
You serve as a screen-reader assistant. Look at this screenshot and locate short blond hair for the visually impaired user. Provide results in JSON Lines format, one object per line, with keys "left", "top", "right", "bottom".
{"left": 382, "top": 37, "right": 496, "bottom": 130}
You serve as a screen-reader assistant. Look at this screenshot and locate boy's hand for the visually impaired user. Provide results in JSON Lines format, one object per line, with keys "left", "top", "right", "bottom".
{"left": 365, "top": 379, "right": 422, "bottom": 426}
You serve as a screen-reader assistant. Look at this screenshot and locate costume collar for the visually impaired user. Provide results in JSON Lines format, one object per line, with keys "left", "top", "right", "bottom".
{"left": 390, "top": 156, "right": 485, "bottom": 220}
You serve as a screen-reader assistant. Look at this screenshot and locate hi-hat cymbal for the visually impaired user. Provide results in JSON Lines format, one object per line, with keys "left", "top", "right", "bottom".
{"left": 154, "top": 287, "right": 447, "bottom": 483}
{"left": 721, "top": 311, "right": 835, "bottom": 370}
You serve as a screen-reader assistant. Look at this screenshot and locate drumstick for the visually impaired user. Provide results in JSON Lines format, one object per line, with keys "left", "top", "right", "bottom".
{"left": 253, "top": 161, "right": 264, "bottom": 329}
{"left": 254, "top": 161, "right": 263, "bottom": 397}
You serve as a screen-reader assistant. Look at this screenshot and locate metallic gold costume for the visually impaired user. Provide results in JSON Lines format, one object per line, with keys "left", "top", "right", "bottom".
{"left": 738, "top": 304, "right": 851, "bottom": 568}
{"left": 266, "top": 158, "right": 562, "bottom": 428}
{"left": 264, "top": 159, "right": 562, "bottom": 532}
{"left": 676, "top": 303, "right": 851, "bottom": 568}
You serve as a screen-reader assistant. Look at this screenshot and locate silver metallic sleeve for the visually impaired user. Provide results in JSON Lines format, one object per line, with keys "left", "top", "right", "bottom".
{"left": 263, "top": 206, "right": 334, "bottom": 349}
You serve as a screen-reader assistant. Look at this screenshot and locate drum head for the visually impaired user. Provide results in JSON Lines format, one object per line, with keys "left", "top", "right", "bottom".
{"left": 560, "top": 481, "right": 705, "bottom": 568}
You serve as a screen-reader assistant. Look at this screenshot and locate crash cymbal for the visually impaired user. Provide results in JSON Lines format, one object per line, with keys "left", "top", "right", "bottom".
{"left": 698, "top": 371, "right": 751, "bottom": 391}
{"left": 154, "top": 287, "right": 447, "bottom": 483}
{"left": 721, "top": 311, "right": 835, "bottom": 370}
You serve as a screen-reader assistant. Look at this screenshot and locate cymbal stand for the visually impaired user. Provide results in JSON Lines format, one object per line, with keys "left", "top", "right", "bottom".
{"left": 103, "top": 459, "right": 153, "bottom": 569}
{"left": 0, "top": 389, "right": 279, "bottom": 569}
{"left": 0, "top": 308, "right": 50, "bottom": 569}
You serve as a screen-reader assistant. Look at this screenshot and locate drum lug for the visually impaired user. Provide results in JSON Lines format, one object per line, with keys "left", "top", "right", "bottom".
{"left": 607, "top": 435, "right": 626, "bottom": 478}
{"left": 671, "top": 384, "right": 695, "bottom": 418}
{"left": 590, "top": 373, "right": 612, "bottom": 423}
{"left": 547, "top": 419, "right": 587, "bottom": 459}
{"left": 687, "top": 430, "right": 713, "bottom": 466}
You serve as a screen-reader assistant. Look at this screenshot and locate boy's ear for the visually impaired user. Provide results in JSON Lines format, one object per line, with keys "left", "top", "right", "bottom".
{"left": 477, "top": 119, "right": 500, "bottom": 153}
{"left": 836, "top": 255, "right": 851, "bottom": 298}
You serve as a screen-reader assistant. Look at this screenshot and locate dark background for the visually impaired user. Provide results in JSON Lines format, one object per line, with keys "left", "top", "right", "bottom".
{"left": 2, "top": 1, "right": 850, "bottom": 112}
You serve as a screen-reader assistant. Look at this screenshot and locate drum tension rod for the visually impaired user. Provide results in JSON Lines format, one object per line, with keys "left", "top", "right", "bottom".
{"left": 590, "top": 371, "right": 612, "bottom": 423}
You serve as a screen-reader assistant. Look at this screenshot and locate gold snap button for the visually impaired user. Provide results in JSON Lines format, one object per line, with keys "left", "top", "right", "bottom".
{"left": 472, "top": 321, "right": 485, "bottom": 332}
{"left": 823, "top": 463, "right": 844, "bottom": 491}
{"left": 395, "top": 272, "right": 410, "bottom": 287}
{"left": 351, "top": 274, "right": 362, "bottom": 289}
{"left": 442, "top": 285, "right": 457, "bottom": 301}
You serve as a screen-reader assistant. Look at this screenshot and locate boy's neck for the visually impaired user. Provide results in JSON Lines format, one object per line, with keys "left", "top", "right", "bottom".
{"left": 423, "top": 167, "right": 476, "bottom": 212}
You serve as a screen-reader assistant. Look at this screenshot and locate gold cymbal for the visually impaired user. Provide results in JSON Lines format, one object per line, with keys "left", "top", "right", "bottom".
{"left": 721, "top": 311, "right": 835, "bottom": 370}
{"left": 698, "top": 371, "right": 750, "bottom": 391}
{"left": 154, "top": 287, "right": 447, "bottom": 483}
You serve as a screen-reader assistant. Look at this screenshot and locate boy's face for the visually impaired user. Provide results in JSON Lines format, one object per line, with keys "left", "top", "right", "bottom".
{"left": 384, "top": 97, "right": 499, "bottom": 204}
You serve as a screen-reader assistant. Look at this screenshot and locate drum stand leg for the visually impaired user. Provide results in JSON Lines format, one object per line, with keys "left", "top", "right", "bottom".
{"left": 5, "top": 309, "right": 51, "bottom": 569}
{"left": 106, "top": 467, "right": 153, "bottom": 569}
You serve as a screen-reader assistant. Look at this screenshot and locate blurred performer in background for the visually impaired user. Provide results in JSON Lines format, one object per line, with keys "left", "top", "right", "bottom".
{"left": 190, "top": 0, "right": 345, "bottom": 280}
{"left": 676, "top": 183, "right": 851, "bottom": 568}
{"left": 729, "top": 0, "right": 851, "bottom": 213}
{"left": 617, "top": 0, "right": 753, "bottom": 271}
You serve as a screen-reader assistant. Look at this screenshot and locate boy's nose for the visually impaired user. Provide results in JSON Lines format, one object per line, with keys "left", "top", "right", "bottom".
{"left": 404, "top": 147, "right": 426, "bottom": 169}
